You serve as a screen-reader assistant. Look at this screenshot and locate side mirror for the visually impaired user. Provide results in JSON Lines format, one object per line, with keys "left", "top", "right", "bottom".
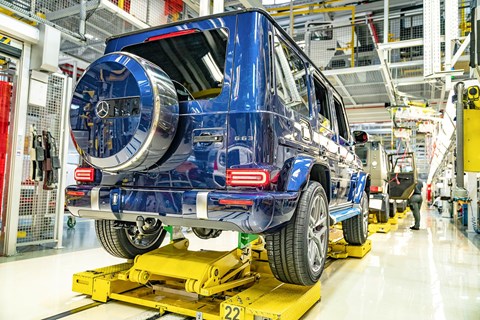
{"left": 353, "top": 130, "right": 368, "bottom": 144}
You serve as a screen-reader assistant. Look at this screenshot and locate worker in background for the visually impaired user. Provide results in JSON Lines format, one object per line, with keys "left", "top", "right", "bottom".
{"left": 409, "top": 180, "right": 424, "bottom": 230}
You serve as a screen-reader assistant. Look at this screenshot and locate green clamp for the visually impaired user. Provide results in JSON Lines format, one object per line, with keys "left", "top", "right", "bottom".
{"left": 238, "top": 233, "right": 258, "bottom": 249}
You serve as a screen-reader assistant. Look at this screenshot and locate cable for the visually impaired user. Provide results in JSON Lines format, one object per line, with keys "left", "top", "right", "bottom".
{"left": 467, "top": 202, "right": 480, "bottom": 234}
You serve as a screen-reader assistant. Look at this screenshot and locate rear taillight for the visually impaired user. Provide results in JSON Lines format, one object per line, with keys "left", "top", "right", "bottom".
{"left": 370, "top": 186, "right": 383, "bottom": 193}
{"left": 74, "top": 167, "right": 95, "bottom": 182}
{"left": 226, "top": 169, "right": 270, "bottom": 187}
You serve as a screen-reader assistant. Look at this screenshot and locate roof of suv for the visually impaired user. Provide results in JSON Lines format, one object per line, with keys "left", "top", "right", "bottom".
{"left": 107, "top": 8, "right": 340, "bottom": 102}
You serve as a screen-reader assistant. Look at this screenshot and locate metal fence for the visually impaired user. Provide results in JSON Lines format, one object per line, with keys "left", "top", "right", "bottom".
{"left": 16, "top": 74, "right": 67, "bottom": 246}
{"left": 305, "top": 13, "right": 427, "bottom": 70}
{"left": 0, "top": 0, "right": 189, "bottom": 62}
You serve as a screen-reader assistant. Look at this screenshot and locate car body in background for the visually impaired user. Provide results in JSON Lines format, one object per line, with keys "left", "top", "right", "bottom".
{"left": 355, "top": 141, "right": 392, "bottom": 222}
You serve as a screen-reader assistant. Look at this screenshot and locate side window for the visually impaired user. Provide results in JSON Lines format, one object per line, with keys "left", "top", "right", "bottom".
{"left": 273, "top": 35, "right": 309, "bottom": 117}
{"left": 313, "top": 77, "right": 331, "bottom": 130}
{"left": 334, "top": 98, "right": 350, "bottom": 141}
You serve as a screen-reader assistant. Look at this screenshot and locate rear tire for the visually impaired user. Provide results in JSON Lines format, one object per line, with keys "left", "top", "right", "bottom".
{"left": 389, "top": 200, "right": 397, "bottom": 218}
{"left": 376, "top": 194, "right": 390, "bottom": 223}
{"left": 95, "top": 219, "right": 167, "bottom": 258}
{"left": 265, "top": 181, "right": 329, "bottom": 286}
{"left": 342, "top": 191, "right": 369, "bottom": 245}
{"left": 397, "top": 200, "right": 407, "bottom": 212}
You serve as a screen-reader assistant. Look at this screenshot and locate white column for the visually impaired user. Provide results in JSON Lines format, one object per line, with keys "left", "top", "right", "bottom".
{"left": 444, "top": 0, "right": 459, "bottom": 91}
{"left": 441, "top": 167, "right": 452, "bottom": 218}
{"left": 466, "top": 172, "right": 478, "bottom": 233}
{"left": 199, "top": 0, "right": 210, "bottom": 16}
{"left": 213, "top": 0, "right": 224, "bottom": 14}
{"left": 4, "top": 44, "right": 32, "bottom": 256}
{"left": 383, "top": 0, "right": 389, "bottom": 44}
{"left": 423, "top": 0, "right": 441, "bottom": 77}
{"left": 54, "top": 76, "right": 72, "bottom": 249}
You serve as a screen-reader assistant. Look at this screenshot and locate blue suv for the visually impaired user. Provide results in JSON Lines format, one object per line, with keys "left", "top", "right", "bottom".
{"left": 66, "top": 9, "right": 370, "bottom": 286}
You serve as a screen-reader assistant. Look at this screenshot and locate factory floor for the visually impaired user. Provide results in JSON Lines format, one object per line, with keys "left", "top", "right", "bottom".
{"left": 0, "top": 207, "right": 479, "bottom": 320}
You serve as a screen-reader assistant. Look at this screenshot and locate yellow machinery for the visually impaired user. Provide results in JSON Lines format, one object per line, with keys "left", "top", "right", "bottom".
{"left": 367, "top": 213, "right": 392, "bottom": 234}
{"left": 73, "top": 234, "right": 321, "bottom": 319}
{"left": 396, "top": 208, "right": 409, "bottom": 219}
{"left": 388, "top": 212, "right": 399, "bottom": 225}
{"left": 327, "top": 227, "right": 372, "bottom": 259}
{"left": 463, "top": 85, "right": 480, "bottom": 172}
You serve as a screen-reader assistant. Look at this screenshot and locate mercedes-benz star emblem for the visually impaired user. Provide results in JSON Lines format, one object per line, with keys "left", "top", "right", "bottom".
{"left": 95, "top": 100, "right": 110, "bottom": 119}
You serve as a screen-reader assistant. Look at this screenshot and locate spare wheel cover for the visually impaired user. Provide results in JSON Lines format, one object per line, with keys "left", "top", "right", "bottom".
{"left": 70, "top": 52, "right": 179, "bottom": 172}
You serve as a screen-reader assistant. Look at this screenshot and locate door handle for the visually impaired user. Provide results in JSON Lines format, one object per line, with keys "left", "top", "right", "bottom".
{"left": 193, "top": 134, "right": 223, "bottom": 143}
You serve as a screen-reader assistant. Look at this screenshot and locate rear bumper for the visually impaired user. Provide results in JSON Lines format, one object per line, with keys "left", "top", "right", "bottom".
{"left": 369, "top": 192, "right": 387, "bottom": 212}
{"left": 66, "top": 185, "right": 299, "bottom": 233}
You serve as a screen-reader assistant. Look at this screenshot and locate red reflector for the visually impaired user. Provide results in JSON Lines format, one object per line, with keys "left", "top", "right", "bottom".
{"left": 370, "top": 186, "right": 379, "bottom": 193}
{"left": 66, "top": 191, "right": 85, "bottom": 197}
{"left": 74, "top": 168, "right": 95, "bottom": 182}
{"left": 226, "top": 169, "right": 270, "bottom": 187}
{"left": 219, "top": 199, "right": 254, "bottom": 206}
{"left": 146, "top": 29, "right": 197, "bottom": 42}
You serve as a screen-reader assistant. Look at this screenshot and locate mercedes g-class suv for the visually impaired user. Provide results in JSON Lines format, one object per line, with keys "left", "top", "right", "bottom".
{"left": 66, "top": 9, "right": 370, "bottom": 286}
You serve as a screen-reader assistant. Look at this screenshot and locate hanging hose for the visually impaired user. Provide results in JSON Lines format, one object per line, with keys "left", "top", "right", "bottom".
{"left": 467, "top": 202, "right": 480, "bottom": 234}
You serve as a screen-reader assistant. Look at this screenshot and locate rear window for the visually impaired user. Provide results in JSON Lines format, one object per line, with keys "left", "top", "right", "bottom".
{"left": 355, "top": 145, "right": 368, "bottom": 165}
{"left": 123, "top": 28, "right": 229, "bottom": 100}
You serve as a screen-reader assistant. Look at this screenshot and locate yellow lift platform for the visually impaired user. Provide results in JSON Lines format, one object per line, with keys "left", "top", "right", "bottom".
{"left": 73, "top": 235, "right": 320, "bottom": 320}
{"left": 327, "top": 227, "right": 372, "bottom": 259}
{"left": 388, "top": 212, "right": 399, "bottom": 225}
{"left": 367, "top": 212, "right": 392, "bottom": 234}
{"left": 396, "top": 208, "right": 409, "bottom": 219}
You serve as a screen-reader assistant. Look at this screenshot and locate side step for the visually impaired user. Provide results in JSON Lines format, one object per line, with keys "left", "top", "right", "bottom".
{"left": 330, "top": 206, "right": 361, "bottom": 223}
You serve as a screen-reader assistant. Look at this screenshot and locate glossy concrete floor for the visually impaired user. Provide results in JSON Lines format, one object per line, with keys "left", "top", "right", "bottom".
{"left": 0, "top": 209, "right": 479, "bottom": 320}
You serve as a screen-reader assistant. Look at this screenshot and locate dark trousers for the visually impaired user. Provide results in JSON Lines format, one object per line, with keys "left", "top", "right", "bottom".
{"left": 409, "top": 194, "right": 423, "bottom": 228}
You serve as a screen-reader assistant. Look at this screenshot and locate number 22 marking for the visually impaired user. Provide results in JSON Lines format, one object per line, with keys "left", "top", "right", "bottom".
{"left": 225, "top": 305, "right": 240, "bottom": 320}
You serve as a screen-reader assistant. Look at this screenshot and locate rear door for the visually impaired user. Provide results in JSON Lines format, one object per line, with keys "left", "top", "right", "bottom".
{"left": 312, "top": 75, "right": 339, "bottom": 205}
{"left": 332, "top": 96, "right": 356, "bottom": 206}
{"left": 114, "top": 17, "right": 236, "bottom": 189}
{"left": 388, "top": 153, "right": 417, "bottom": 199}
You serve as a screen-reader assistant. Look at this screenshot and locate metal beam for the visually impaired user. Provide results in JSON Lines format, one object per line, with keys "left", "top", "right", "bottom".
{"left": 183, "top": 0, "right": 200, "bottom": 14}
{"left": 0, "top": 11, "right": 39, "bottom": 43}
{"left": 389, "top": 60, "right": 424, "bottom": 68}
{"left": 394, "top": 77, "right": 428, "bottom": 85}
{"left": 377, "top": 51, "right": 396, "bottom": 104}
{"left": 0, "top": 0, "right": 84, "bottom": 42}
{"left": 322, "top": 65, "right": 381, "bottom": 76}
{"left": 99, "top": 0, "right": 149, "bottom": 29}
{"left": 342, "top": 81, "right": 386, "bottom": 88}
{"left": 451, "top": 35, "right": 471, "bottom": 66}
{"left": 238, "top": 0, "right": 264, "bottom": 9}
{"left": 46, "top": 0, "right": 100, "bottom": 20}
{"left": 332, "top": 74, "right": 357, "bottom": 105}
{"left": 378, "top": 39, "right": 423, "bottom": 50}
